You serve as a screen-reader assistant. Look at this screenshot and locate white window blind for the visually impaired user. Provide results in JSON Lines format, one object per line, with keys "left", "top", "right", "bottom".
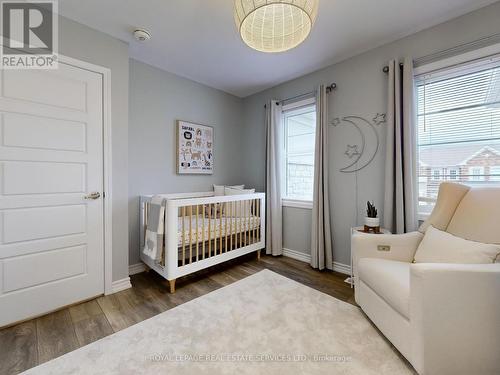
{"left": 416, "top": 55, "right": 500, "bottom": 216}
{"left": 283, "top": 102, "right": 316, "bottom": 201}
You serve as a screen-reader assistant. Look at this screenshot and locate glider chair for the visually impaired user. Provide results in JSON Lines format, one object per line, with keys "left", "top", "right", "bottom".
{"left": 352, "top": 182, "right": 500, "bottom": 375}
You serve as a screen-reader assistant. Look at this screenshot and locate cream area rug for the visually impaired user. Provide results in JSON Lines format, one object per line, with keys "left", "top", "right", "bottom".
{"left": 25, "top": 270, "right": 414, "bottom": 374}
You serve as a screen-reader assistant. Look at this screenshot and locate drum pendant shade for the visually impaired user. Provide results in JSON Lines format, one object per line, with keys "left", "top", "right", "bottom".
{"left": 234, "top": 0, "right": 319, "bottom": 53}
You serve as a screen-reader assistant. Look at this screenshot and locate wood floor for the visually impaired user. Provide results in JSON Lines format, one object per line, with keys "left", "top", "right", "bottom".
{"left": 0, "top": 254, "right": 354, "bottom": 375}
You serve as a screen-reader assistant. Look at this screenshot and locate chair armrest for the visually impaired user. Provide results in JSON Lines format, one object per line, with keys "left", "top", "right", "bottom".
{"left": 410, "top": 263, "right": 500, "bottom": 375}
{"left": 352, "top": 232, "right": 423, "bottom": 281}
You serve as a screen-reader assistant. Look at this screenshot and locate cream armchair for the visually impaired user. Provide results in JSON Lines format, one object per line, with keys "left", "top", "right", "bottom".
{"left": 352, "top": 183, "right": 500, "bottom": 375}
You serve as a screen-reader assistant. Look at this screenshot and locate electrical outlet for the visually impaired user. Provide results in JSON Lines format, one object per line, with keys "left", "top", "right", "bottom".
{"left": 377, "top": 245, "right": 391, "bottom": 252}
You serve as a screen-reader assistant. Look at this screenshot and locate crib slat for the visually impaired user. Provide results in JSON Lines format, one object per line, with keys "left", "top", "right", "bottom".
{"left": 241, "top": 200, "right": 245, "bottom": 247}
{"left": 256, "top": 199, "right": 260, "bottom": 242}
{"left": 248, "top": 199, "right": 251, "bottom": 245}
{"left": 208, "top": 203, "right": 212, "bottom": 258}
{"left": 202, "top": 204, "right": 206, "bottom": 259}
{"left": 238, "top": 201, "right": 243, "bottom": 247}
{"left": 182, "top": 206, "right": 186, "bottom": 266}
{"left": 224, "top": 202, "right": 228, "bottom": 252}
{"left": 259, "top": 198, "right": 262, "bottom": 242}
{"left": 247, "top": 199, "right": 250, "bottom": 246}
{"left": 247, "top": 200, "right": 250, "bottom": 245}
{"left": 219, "top": 203, "right": 222, "bottom": 254}
{"left": 250, "top": 199, "right": 253, "bottom": 245}
{"left": 236, "top": 200, "right": 239, "bottom": 248}
{"left": 189, "top": 205, "right": 193, "bottom": 264}
{"left": 229, "top": 202, "right": 233, "bottom": 250}
{"left": 244, "top": 200, "right": 248, "bottom": 247}
{"left": 253, "top": 199, "right": 256, "bottom": 243}
{"left": 196, "top": 205, "right": 199, "bottom": 262}
{"left": 253, "top": 199, "right": 257, "bottom": 244}
{"left": 213, "top": 204, "right": 217, "bottom": 256}
{"left": 234, "top": 202, "right": 237, "bottom": 250}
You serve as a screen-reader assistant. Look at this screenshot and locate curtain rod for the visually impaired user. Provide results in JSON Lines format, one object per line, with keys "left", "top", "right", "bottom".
{"left": 264, "top": 83, "right": 337, "bottom": 108}
{"left": 382, "top": 62, "right": 404, "bottom": 73}
{"left": 382, "top": 32, "right": 500, "bottom": 73}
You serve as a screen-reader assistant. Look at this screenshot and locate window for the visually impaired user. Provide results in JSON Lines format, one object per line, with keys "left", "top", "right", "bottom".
{"left": 282, "top": 99, "right": 316, "bottom": 203}
{"left": 448, "top": 168, "right": 459, "bottom": 180}
{"left": 431, "top": 168, "right": 441, "bottom": 180}
{"left": 416, "top": 54, "right": 500, "bottom": 216}
{"left": 469, "top": 166, "right": 485, "bottom": 181}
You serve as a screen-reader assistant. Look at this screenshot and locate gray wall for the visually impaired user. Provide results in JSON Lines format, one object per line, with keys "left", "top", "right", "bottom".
{"left": 55, "top": 2, "right": 500, "bottom": 276}
{"left": 283, "top": 207, "right": 311, "bottom": 253}
{"left": 128, "top": 59, "right": 245, "bottom": 266}
{"left": 241, "top": 2, "right": 500, "bottom": 265}
{"left": 59, "top": 17, "right": 130, "bottom": 282}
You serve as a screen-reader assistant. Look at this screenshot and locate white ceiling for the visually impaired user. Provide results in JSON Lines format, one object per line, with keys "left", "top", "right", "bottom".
{"left": 58, "top": 0, "right": 498, "bottom": 97}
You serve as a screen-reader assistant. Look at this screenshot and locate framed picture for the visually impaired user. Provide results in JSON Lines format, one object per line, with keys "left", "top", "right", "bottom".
{"left": 176, "top": 120, "right": 214, "bottom": 174}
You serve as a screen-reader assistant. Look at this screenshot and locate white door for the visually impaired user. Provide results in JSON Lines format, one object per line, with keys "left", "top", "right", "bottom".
{"left": 0, "top": 61, "right": 105, "bottom": 327}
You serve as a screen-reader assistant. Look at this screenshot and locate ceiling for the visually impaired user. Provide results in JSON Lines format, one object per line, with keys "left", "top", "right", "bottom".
{"left": 58, "top": 0, "right": 498, "bottom": 97}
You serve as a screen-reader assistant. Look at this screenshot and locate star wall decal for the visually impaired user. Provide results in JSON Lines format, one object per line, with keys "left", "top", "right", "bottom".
{"left": 345, "top": 145, "right": 361, "bottom": 159}
{"left": 331, "top": 117, "right": 341, "bottom": 126}
{"left": 373, "top": 113, "right": 386, "bottom": 125}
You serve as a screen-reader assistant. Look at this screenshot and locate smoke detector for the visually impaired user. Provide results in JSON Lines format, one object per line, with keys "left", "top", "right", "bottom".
{"left": 133, "top": 29, "right": 151, "bottom": 42}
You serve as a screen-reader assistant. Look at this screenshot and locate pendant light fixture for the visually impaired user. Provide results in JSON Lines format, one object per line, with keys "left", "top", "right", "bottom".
{"left": 234, "top": 0, "right": 319, "bottom": 53}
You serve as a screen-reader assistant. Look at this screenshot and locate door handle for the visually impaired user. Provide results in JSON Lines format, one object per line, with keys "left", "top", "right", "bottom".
{"left": 84, "top": 192, "right": 101, "bottom": 200}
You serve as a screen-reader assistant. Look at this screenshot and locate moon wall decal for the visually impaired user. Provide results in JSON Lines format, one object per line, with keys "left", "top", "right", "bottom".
{"left": 331, "top": 115, "right": 384, "bottom": 173}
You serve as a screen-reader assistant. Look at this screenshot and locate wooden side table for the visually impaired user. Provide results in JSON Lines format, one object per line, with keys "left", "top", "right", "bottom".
{"left": 348, "top": 226, "right": 391, "bottom": 288}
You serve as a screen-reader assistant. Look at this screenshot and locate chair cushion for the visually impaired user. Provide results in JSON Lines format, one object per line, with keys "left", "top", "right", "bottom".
{"left": 414, "top": 225, "right": 500, "bottom": 264}
{"left": 358, "top": 258, "right": 410, "bottom": 318}
{"left": 447, "top": 187, "right": 500, "bottom": 245}
{"left": 419, "top": 182, "right": 470, "bottom": 233}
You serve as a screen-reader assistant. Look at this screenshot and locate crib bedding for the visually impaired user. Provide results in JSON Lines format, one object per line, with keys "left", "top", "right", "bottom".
{"left": 176, "top": 214, "right": 260, "bottom": 247}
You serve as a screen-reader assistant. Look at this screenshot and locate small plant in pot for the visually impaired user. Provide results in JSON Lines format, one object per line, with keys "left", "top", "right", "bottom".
{"left": 364, "top": 201, "right": 380, "bottom": 233}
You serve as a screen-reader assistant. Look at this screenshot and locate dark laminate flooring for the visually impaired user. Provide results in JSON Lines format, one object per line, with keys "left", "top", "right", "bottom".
{"left": 0, "top": 254, "right": 354, "bottom": 375}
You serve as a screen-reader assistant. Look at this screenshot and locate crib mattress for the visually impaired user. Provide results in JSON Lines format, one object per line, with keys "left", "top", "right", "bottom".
{"left": 176, "top": 214, "right": 260, "bottom": 247}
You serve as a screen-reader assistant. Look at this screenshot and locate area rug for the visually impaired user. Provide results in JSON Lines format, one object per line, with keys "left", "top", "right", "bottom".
{"left": 25, "top": 270, "right": 414, "bottom": 374}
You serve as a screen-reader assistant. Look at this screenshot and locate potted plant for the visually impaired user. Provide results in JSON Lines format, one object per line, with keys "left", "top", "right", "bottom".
{"left": 364, "top": 201, "right": 380, "bottom": 233}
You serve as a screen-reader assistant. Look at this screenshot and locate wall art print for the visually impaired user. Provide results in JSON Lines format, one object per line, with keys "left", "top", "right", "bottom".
{"left": 177, "top": 120, "right": 214, "bottom": 174}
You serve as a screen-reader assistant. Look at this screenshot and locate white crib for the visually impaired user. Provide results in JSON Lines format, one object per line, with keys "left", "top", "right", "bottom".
{"left": 140, "top": 191, "right": 266, "bottom": 292}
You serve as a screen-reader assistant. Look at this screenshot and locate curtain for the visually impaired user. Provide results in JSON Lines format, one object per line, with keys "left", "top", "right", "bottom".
{"left": 383, "top": 57, "right": 418, "bottom": 234}
{"left": 310, "top": 85, "right": 333, "bottom": 270}
{"left": 265, "top": 100, "right": 283, "bottom": 256}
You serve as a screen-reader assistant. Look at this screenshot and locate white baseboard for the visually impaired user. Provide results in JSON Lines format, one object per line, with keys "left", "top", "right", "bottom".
{"left": 333, "top": 262, "right": 351, "bottom": 276}
{"left": 111, "top": 277, "right": 131, "bottom": 294}
{"left": 282, "top": 248, "right": 311, "bottom": 263}
{"left": 282, "top": 248, "right": 351, "bottom": 275}
{"left": 129, "top": 262, "right": 147, "bottom": 275}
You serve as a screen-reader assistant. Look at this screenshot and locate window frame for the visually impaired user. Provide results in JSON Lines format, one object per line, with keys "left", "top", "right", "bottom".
{"left": 281, "top": 96, "right": 316, "bottom": 209}
{"left": 414, "top": 43, "right": 500, "bottom": 219}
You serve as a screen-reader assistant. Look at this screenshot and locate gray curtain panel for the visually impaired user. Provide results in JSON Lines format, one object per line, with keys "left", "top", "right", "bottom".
{"left": 265, "top": 100, "right": 283, "bottom": 256}
{"left": 310, "top": 85, "right": 333, "bottom": 270}
{"left": 383, "top": 58, "right": 418, "bottom": 234}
